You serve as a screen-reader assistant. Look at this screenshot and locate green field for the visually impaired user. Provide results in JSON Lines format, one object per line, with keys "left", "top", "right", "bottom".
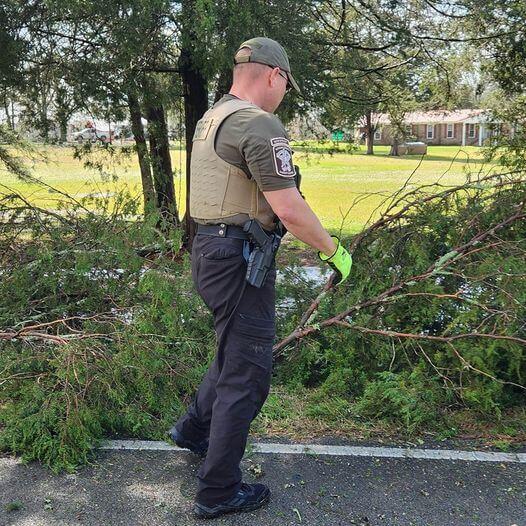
{"left": 2, "top": 143, "right": 497, "bottom": 235}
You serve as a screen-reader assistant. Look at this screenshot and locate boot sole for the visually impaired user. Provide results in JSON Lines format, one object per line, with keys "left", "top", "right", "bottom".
{"left": 194, "top": 489, "right": 271, "bottom": 519}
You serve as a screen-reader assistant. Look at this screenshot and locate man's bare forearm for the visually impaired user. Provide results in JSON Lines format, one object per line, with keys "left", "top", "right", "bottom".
{"left": 278, "top": 198, "right": 336, "bottom": 255}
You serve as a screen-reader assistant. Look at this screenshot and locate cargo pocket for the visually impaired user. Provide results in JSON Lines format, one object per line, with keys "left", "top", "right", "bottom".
{"left": 194, "top": 237, "right": 246, "bottom": 310}
{"left": 233, "top": 312, "right": 274, "bottom": 408}
{"left": 236, "top": 313, "right": 276, "bottom": 350}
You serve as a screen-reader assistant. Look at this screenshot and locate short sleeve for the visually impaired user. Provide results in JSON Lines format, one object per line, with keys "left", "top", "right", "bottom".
{"left": 239, "top": 113, "right": 298, "bottom": 191}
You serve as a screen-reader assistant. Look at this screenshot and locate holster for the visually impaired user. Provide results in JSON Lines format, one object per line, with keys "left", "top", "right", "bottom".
{"left": 243, "top": 220, "right": 282, "bottom": 288}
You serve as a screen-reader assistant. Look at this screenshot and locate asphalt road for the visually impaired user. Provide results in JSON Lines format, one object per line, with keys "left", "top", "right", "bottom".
{"left": 1, "top": 445, "right": 525, "bottom": 526}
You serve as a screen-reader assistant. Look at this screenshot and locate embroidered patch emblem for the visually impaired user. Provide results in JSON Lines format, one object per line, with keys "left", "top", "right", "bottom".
{"left": 270, "top": 137, "right": 296, "bottom": 178}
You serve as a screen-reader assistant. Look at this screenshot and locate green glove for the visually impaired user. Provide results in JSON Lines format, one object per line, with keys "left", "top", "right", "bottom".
{"left": 318, "top": 236, "right": 352, "bottom": 285}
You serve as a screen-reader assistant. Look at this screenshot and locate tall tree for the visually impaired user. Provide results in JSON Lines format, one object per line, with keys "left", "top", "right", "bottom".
{"left": 14, "top": 1, "right": 181, "bottom": 223}
{"left": 458, "top": 0, "right": 526, "bottom": 169}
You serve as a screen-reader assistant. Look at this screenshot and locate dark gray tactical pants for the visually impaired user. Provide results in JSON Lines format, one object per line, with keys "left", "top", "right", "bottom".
{"left": 175, "top": 233, "right": 276, "bottom": 506}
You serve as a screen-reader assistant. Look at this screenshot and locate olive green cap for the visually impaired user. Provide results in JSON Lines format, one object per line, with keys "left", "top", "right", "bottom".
{"left": 234, "top": 37, "right": 301, "bottom": 94}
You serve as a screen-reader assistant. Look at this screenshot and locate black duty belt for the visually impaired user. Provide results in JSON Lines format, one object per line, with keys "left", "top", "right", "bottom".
{"left": 196, "top": 223, "right": 251, "bottom": 240}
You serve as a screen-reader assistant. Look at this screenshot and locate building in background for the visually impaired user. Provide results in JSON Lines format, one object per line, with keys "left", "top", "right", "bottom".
{"left": 359, "top": 109, "right": 509, "bottom": 147}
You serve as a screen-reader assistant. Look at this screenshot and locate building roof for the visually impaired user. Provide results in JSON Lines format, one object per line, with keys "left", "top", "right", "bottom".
{"left": 368, "top": 109, "right": 491, "bottom": 126}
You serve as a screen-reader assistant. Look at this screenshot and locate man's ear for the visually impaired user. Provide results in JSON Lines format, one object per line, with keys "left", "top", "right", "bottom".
{"left": 269, "top": 67, "right": 280, "bottom": 87}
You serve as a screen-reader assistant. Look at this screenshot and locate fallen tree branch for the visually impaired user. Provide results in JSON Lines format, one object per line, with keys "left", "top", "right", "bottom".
{"left": 273, "top": 197, "right": 526, "bottom": 356}
{"left": 335, "top": 322, "right": 526, "bottom": 349}
{"left": 0, "top": 312, "right": 129, "bottom": 345}
{"left": 334, "top": 322, "right": 526, "bottom": 391}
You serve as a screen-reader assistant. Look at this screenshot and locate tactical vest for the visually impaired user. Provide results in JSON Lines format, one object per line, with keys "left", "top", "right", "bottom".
{"left": 189, "top": 98, "right": 277, "bottom": 231}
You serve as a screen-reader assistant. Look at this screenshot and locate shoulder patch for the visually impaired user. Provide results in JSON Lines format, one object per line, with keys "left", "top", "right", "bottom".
{"left": 270, "top": 137, "right": 296, "bottom": 178}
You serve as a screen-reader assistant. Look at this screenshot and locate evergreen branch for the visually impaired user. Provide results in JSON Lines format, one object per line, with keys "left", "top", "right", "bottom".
{"left": 273, "top": 203, "right": 526, "bottom": 356}
{"left": 0, "top": 312, "right": 129, "bottom": 345}
{"left": 334, "top": 322, "right": 526, "bottom": 350}
{"left": 0, "top": 330, "right": 113, "bottom": 344}
{"left": 283, "top": 172, "right": 525, "bottom": 348}
{"left": 333, "top": 323, "right": 526, "bottom": 390}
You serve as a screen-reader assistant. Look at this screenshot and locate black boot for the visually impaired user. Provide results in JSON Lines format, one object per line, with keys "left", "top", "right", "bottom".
{"left": 167, "top": 426, "right": 208, "bottom": 458}
{"left": 193, "top": 483, "right": 271, "bottom": 519}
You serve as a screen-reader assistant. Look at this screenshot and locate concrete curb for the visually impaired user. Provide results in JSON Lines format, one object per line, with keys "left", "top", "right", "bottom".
{"left": 97, "top": 439, "right": 526, "bottom": 463}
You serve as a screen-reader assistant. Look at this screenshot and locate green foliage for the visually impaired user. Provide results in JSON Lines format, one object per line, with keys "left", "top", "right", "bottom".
{"left": 2, "top": 0, "right": 526, "bottom": 473}
{"left": 276, "top": 172, "right": 526, "bottom": 433}
{"left": 0, "top": 362, "right": 103, "bottom": 473}
{"left": 4, "top": 501, "right": 24, "bottom": 512}
{"left": 1, "top": 171, "right": 525, "bottom": 471}
{"left": 416, "top": 49, "right": 480, "bottom": 110}
{"left": 354, "top": 370, "right": 447, "bottom": 434}
{"left": 304, "top": 390, "right": 353, "bottom": 424}
{"left": 0, "top": 189, "right": 214, "bottom": 472}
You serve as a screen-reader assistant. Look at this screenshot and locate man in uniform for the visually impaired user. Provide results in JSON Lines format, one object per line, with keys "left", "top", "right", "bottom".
{"left": 169, "top": 37, "right": 352, "bottom": 519}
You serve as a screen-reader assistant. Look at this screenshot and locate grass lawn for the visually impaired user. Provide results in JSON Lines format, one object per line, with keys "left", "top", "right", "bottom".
{"left": 2, "top": 143, "right": 498, "bottom": 236}
{"left": 295, "top": 143, "right": 496, "bottom": 234}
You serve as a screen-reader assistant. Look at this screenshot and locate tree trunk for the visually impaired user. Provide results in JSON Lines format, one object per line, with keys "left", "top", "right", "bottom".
{"left": 4, "top": 104, "right": 13, "bottom": 130}
{"left": 179, "top": 39, "right": 208, "bottom": 250}
{"left": 58, "top": 118, "right": 68, "bottom": 144}
{"left": 10, "top": 99, "right": 16, "bottom": 130}
{"left": 40, "top": 97, "right": 50, "bottom": 142}
{"left": 390, "top": 136, "right": 399, "bottom": 156}
{"left": 127, "top": 91, "right": 156, "bottom": 216}
{"left": 3, "top": 92, "right": 14, "bottom": 131}
{"left": 365, "top": 109, "right": 374, "bottom": 155}
{"left": 146, "top": 101, "right": 179, "bottom": 228}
